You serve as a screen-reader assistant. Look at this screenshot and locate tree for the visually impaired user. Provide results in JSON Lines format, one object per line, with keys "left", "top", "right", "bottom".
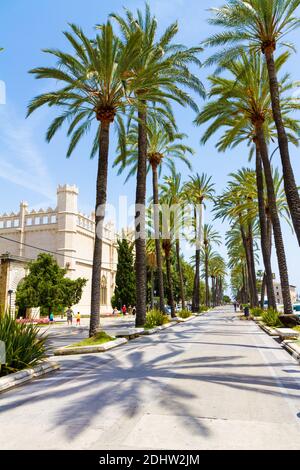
{"left": 16, "top": 254, "right": 87, "bottom": 315}
{"left": 204, "top": 0, "right": 300, "bottom": 245}
{"left": 111, "top": 4, "right": 204, "bottom": 326}
{"left": 115, "top": 120, "right": 194, "bottom": 313}
{"left": 27, "top": 22, "right": 142, "bottom": 336}
{"left": 196, "top": 52, "right": 298, "bottom": 314}
{"left": 202, "top": 224, "right": 221, "bottom": 306}
{"left": 184, "top": 174, "right": 215, "bottom": 312}
{"left": 113, "top": 239, "right": 136, "bottom": 309}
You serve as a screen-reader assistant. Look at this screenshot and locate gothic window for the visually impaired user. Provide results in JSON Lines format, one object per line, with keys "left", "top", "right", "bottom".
{"left": 100, "top": 276, "right": 107, "bottom": 306}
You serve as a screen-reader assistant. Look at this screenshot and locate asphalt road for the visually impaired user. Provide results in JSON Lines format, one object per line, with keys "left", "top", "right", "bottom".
{"left": 1, "top": 307, "right": 300, "bottom": 450}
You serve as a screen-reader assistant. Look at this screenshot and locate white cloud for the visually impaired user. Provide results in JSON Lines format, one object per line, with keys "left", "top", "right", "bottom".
{"left": 0, "top": 104, "right": 55, "bottom": 202}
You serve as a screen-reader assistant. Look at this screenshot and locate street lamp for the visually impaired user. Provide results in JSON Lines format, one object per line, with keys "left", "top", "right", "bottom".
{"left": 8, "top": 290, "right": 13, "bottom": 316}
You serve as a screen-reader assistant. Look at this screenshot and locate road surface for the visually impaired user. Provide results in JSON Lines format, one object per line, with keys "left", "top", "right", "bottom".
{"left": 1, "top": 307, "right": 300, "bottom": 450}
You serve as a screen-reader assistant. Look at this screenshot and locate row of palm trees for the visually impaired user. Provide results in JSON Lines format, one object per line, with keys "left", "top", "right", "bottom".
{"left": 27, "top": 5, "right": 205, "bottom": 334}
{"left": 24, "top": 1, "right": 300, "bottom": 332}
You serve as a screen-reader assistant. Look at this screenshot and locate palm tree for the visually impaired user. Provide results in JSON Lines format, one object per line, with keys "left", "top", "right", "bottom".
{"left": 208, "top": 254, "right": 227, "bottom": 306}
{"left": 204, "top": 0, "right": 300, "bottom": 245}
{"left": 114, "top": 120, "right": 194, "bottom": 313}
{"left": 27, "top": 22, "right": 142, "bottom": 336}
{"left": 160, "top": 171, "right": 188, "bottom": 310}
{"left": 146, "top": 239, "right": 157, "bottom": 309}
{"left": 202, "top": 224, "right": 222, "bottom": 306}
{"left": 184, "top": 174, "right": 215, "bottom": 312}
{"left": 111, "top": 4, "right": 205, "bottom": 326}
{"left": 214, "top": 169, "right": 260, "bottom": 307}
{"left": 196, "top": 52, "right": 298, "bottom": 314}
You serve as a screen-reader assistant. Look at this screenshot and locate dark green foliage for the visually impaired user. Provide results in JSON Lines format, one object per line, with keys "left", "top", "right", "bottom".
{"left": 262, "top": 309, "right": 283, "bottom": 327}
{"left": 16, "top": 254, "right": 87, "bottom": 314}
{"left": 0, "top": 315, "right": 47, "bottom": 376}
{"left": 144, "top": 310, "right": 169, "bottom": 329}
{"left": 113, "top": 239, "right": 136, "bottom": 307}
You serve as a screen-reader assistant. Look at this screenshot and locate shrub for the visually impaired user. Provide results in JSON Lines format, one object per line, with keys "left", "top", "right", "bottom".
{"left": 261, "top": 309, "right": 283, "bottom": 328}
{"left": 179, "top": 309, "right": 192, "bottom": 319}
{"left": 199, "top": 305, "right": 209, "bottom": 313}
{"left": 0, "top": 315, "right": 48, "bottom": 377}
{"left": 144, "top": 310, "right": 169, "bottom": 329}
{"left": 250, "top": 307, "right": 264, "bottom": 317}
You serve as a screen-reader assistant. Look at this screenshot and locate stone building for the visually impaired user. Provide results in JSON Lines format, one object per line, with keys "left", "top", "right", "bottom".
{"left": 273, "top": 281, "right": 297, "bottom": 306}
{"left": 0, "top": 185, "right": 117, "bottom": 316}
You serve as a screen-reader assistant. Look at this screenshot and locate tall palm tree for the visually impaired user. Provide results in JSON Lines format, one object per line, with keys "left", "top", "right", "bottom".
{"left": 184, "top": 174, "right": 215, "bottom": 312}
{"left": 204, "top": 0, "right": 300, "bottom": 245}
{"left": 114, "top": 120, "right": 194, "bottom": 313}
{"left": 111, "top": 4, "right": 205, "bottom": 326}
{"left": 196, "top": 52, "right": 299, "bottom": 314}
{"left": 146, "top": 239, "right": 157, "bottom": 309}
{"left": 202, "top": 224, "right": 222, "bottom": 306}
{"left": 27, "top": 22, "right": 142, "bottom": 336}
{"left": 208, "top": 254, "right": 227, "bottom": 306}
{"left": 160, "top": 171, "right": 188, "bottom": 310}
{"left": 215, "top": 169, "right": 260, "bottom": 307}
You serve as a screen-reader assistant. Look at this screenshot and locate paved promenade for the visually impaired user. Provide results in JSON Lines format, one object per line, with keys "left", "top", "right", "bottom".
{"left": 0, "top": 307, "right": 300, "bottom": 450}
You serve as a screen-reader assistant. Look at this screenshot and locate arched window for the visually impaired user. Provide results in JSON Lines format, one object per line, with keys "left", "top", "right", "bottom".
{"left": 100, "top": 276, "right": 107, "bottom": 306}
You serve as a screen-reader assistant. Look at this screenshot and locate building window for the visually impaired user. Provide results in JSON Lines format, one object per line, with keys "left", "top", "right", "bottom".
{"left": 26, "top": 218, "right": 32, "bottom": 226}
{"left": 14, "top": 219, "right": 20, "bottom": 227}
{"left": 6, "top": 220, "right": 11, "bottom": 228}
{"left": 0, "top": 221, "right": 3, "bottom": 229}
{"left": 35, "top": 217, "right": 40, "bottom": 225}
{"left": 100, "top": 276, "right": 107, "bottom": 306}
{"left": 43, "top": 216, "right": 48, "bottom": 224}
{"left": 50, "top": 215, "right": 57, "bottom": 224}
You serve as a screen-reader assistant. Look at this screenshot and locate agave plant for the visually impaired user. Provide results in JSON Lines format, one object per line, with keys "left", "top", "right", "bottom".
{"left": 0, "top": 315, "right": 47, "bottom": 377}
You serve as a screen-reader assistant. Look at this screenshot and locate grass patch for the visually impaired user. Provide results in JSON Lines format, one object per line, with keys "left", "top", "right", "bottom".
{"left": 293, "top": 326, "right": 300, "bottom": 332}
{"left": 261, "top": 308, "right": 283, "bottom": 328}
{"left": 144, "top": 310, "right": 169, "bottom": 330}
{"left": 67, "top": 331, "right": 114, "bottom": 348}
{"left": 199, "top": 305, "right": 210, "bottom": 313}
{"left": 250, "top": 307, "right": 264, "bottom": 317}
{"left": 179, "top": 309, "right": 193, "bottom": 319}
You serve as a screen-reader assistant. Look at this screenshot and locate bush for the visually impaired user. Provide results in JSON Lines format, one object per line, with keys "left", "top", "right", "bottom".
{"left": 199, "top": 305, "right": 209, "bottom": 313}
{"left": 144, "top": 310, "right": 169, "bottom": 329}
{"left": 261, "top": 309, "right": 283, "bottom": 328}
{"left": 250, "top": 307, "right": 264, "bottom": 317}
{"left": 179, "top": 309, "right": 192, "bottom": 319}
{"left": 0, "top": 315, "right": 48, "bottom": 377}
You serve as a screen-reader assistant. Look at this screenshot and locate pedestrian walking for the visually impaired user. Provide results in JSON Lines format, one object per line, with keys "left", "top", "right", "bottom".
{"left": 66, "top": 307, "right": 74, "bottom": 326}
{"left": 132, "top": 306, "right": 136, "bottom": 316}
{"left": 128, "top": 305, "right": 133, "bottom": 315}
{"left": 76, "top": 312, "right": 81, "bottom": 326}
{"left": 122, "top": 305, "right": 127, "bottom": 316}
{"left": 49, "top": 312, "right": 54, "bottom": 324}
{"left": 244, "top": 305, "right": 250, "bottom": 320}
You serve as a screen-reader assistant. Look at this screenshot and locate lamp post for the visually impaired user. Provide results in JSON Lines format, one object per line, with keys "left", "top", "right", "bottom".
{"left": 8, "top": 290, "right": 13, "bottom": 316}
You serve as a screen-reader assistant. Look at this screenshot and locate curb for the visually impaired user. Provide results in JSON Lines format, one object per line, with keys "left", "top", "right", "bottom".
{"left": 140, "top": 316, "right": 196, "bottom": 336}
{"left": 53, "top": 337, "right": 128, "bottom": 356}
{"left": 0, "top": 361, "right": 60, "bottom": 393}
{"left": 282, "top": 340, "right": 300, "bottom": 363}
{"left": 257, "top": 322, "right": 279, "bottom": 337}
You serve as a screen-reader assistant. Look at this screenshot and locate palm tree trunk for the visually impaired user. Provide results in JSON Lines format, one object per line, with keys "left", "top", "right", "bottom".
{"left": 164, "top": 243, "right": 176, "bottom": 318}
{"left": 260, "top": 273, "right": 266, "bottom": 309}
{"left": 264, "top": 49, "right": 300, "bottom": 246}
{"left": 240, "top": 224, "right": 255, "bottom": 307}
{"left": 90, "top": 121, "right": 110, "bottom": 337}
{"left": 176, "top": 239, "right": 185, "bottom": 310}
{"left": 255, "top": 123, "right": 293, "bottom": 315}
{"left": 135, "top": 107, "right": 147, "bottom": 327}
{"left": 205, "top": 249, "right": 209, "bottom": 307}
{"left": 150, "top": 268, "right": 154, "bottom": 310}
{"left": 192, "top": 248, "right": 200, "bottom": 312}
{"left": 255, "top": 146, "right": 277, "bottom": 310}
{"left": 248, "top": 223, "right": 259, "bottom": 307}
{"left": 151, "top": 163, "right": 165, "bottom": 313}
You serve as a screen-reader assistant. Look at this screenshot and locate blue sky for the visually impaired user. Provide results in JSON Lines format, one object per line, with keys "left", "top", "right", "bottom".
{"left": 1, "top": 0, "right": 300, "bottom": 293}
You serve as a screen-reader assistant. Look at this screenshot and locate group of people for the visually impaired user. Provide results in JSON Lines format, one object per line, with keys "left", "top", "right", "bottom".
{"left": 113, "top": 305, "right": 136, "bottom": 316}
{"left": 65, "top": 308, "right": 81, "bottom": 326}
